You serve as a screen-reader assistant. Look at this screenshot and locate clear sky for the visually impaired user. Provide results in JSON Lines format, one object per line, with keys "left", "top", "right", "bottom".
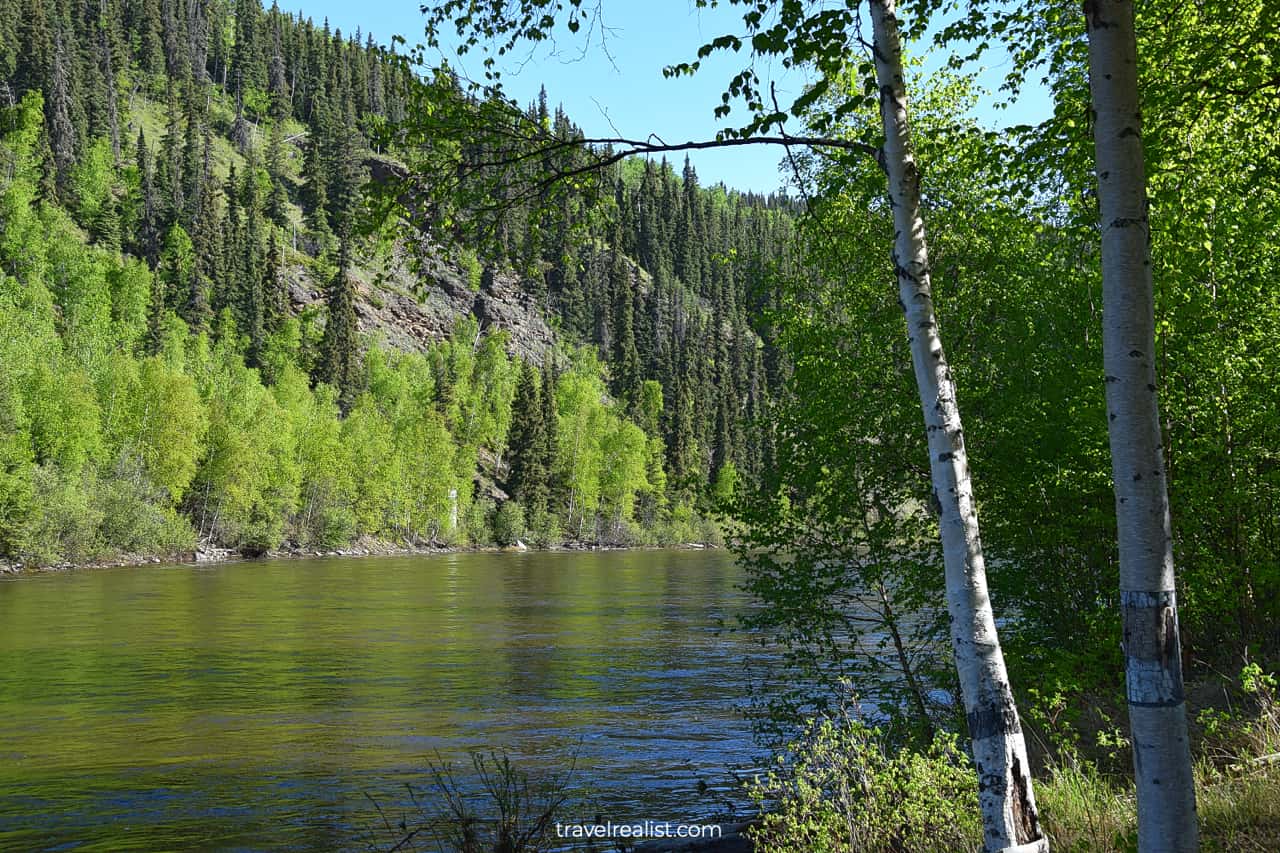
{"left": 294, "top": 1, "right": 1053, "bottom": 194}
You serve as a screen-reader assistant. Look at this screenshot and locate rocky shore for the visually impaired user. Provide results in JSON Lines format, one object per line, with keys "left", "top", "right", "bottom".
{"left": 0, "top": 539, "right": 717, "bottom": 576}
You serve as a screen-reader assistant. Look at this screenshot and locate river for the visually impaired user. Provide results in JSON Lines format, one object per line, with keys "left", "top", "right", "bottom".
{"left": 0, "top": 549, "right": 768, "bottom": 851}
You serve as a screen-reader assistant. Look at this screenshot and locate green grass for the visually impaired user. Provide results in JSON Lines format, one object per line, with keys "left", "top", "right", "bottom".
{"left": 1036, "top": 759, "right": 1280, "bottom": 853}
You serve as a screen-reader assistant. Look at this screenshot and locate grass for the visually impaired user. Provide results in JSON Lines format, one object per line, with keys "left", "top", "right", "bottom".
{"left": 1036, "top": 666, "right": 1280, "bottom": 853}
{"left": 1036, "top": 758, "right": 1280, "bottom": 852}
{"left": 746, "top": 664, "right": 1280, "bottom": 853}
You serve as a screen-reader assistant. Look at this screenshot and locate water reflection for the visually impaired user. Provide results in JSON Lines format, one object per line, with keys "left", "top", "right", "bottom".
{"left": 0, "top": 550, "right": 766, "bottom": 851}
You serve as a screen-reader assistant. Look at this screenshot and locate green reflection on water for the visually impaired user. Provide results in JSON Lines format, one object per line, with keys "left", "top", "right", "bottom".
{"left": 0, "top": 549, "right": 758, "bottom": 851}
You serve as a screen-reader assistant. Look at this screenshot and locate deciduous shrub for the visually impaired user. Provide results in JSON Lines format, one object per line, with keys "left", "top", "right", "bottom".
{"left": 748, "top": 714, "right": 981, "bottom": 853}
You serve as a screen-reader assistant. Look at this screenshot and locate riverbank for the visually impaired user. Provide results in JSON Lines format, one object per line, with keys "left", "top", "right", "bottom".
{"left": 0, "top": 538, "right": 720, "bottom": 576}
{"left": 640, "top": 760, "right": 1280, "bottom": 852}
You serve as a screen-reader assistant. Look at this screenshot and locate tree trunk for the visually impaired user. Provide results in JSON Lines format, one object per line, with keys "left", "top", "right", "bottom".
{"left": 1083, "top": 2, "right": 1199, "bottom": 850}
{"left": 868, "top": 3, "right": 1046, "bottom": 851}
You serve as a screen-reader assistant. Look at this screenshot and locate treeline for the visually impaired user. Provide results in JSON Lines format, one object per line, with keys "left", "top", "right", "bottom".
{"left": 0, "top": 93, "right": 698, "bottom": 563}
{"left": 411, "top": 83, "right": 799, "bottom": 502}
{"left": 0, "top": 0, "right": 795, "bottom": 564}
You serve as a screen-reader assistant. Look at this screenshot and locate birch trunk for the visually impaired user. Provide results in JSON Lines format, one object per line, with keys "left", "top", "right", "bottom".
{"left": 1083, "top": 2, "right": 1199, "bottom": 849}
{"left": 868, "top": 3, "right": 1046, "bottom": 850}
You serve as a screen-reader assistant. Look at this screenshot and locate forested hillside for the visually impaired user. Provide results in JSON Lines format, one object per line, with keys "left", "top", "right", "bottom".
{"left": 0, "top": 0, "right": 795, "bottom": 565}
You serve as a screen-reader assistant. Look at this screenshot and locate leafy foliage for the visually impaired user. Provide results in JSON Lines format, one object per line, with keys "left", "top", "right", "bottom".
{"left": 747, "top": 710, "right": 982, "bottom": 853}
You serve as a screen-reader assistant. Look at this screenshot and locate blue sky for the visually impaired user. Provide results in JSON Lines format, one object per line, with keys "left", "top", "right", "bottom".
{"left": 295, "top": 1, "right": 1053, "bottom": 193}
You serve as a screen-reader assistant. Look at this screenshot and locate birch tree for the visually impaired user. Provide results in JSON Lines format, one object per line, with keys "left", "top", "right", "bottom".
{"left": 414, "top": 2, "right": 1046, "bottom": 848}
{"left": 1083, "top": 1, "right": 1198, "bottom": 847}
{"left": 868, "top": 4, "right": 1043, "bottom": 848}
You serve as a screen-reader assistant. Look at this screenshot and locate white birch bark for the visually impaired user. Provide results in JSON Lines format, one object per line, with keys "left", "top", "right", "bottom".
{"left": 868, "top": 3, "right": 1046, "bottom": 851}
{"left": 1083, "top": 2, "right": 1199, "bottom": 849}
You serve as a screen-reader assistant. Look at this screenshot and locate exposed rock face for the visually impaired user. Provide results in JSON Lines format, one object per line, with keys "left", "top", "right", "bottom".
{"left": 286, "top": 249, "right": 555, "bottom": 365}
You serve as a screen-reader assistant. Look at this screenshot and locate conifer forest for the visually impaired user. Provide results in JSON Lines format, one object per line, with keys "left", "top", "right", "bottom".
{"left": 0, "top": 0, "right": 796, "bottom": 562}
{"left": 1, "top": 0, "right": 1278, "bottom": 851}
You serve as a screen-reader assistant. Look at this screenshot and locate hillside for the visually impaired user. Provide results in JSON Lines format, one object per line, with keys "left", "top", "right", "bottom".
{"left": 0, "top": 0, "right": 797, "bottom": 565}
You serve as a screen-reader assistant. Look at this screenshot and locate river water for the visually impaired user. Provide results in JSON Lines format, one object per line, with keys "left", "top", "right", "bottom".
{"left": 0, "top": 549, "right": 768, "bottom": 851}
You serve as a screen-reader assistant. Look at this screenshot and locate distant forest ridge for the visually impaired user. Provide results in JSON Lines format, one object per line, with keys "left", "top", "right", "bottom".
{"left": 0, "top": 0, "right": 802, "bottom": 564}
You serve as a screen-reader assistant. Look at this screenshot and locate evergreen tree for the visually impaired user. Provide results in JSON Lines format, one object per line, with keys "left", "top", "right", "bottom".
{"left": 13, "top": 0, "right": 52, "bottom": 97}
{"left": 261, "top": 229, "right": 287, "bottom": 337}
{"left": 130, "top": 0, "right": 166, "bottom": 76}
{"left": 156, "top": 85, "right": 184, "bottom": 225}
{"left": 47, "top": 34, "right": 78, "bottom": 198}
{"left": 157, "top": 222, "right": 195, "bottom": 328}
{"left": 240, "top": 164, "right": 266, "bottom": 367}
{"left": 134, "top": 130, "right": 161, "bottom": 266}
{"left": 301, "top": 130, "right": 333, "bottom": 251}
{"left": 183, "top": 139, "right": 219, "bottom": 332}
{"left": 609, "top": 224, "right": 641, "bottom": 413}
{"left": 160, "top": 0, "right": 188, "bottom": 78}
{"left": 315, "top": 239, "right": 360, "bottom": 412}
{"left": 230, "top": 0, "right": 263, "bottom": 103}
{"left": 505, "top": 363, "right": 548, "bottom": 519}
{"left": 179, "top": 87, "right": 205, "bottom": 226}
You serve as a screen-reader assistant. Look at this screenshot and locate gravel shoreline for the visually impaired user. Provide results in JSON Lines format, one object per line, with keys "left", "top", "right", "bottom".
{"left": 0, "top": 539, "right": 715, "bottom": 576}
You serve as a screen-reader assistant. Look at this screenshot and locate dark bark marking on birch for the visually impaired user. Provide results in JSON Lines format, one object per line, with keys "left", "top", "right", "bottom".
{"left": 967, "top": 702, "right": 1022, "bottom": 740}
{"left": 1011, "top": 754, "right": 1042, "bottom": 843}
{"left": 978, "top": 769, "right": 1008, "bottom": 796}
{"left": 1122, "top": 590, "right": 1187, "bottom": 707}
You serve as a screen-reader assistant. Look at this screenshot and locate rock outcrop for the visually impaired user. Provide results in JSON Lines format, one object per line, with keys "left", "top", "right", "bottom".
{"left": 285, "top": 248, "right": 555, "bottom": 365}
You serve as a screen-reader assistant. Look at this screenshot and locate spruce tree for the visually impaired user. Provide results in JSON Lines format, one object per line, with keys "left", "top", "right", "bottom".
{"left": 301, "top": 130, "right": 333, "bottom": 251}
{"left": 179, "top": 87, "right": 206, "bottom": 226}
{"left": 608, "top": 225, "right": 641, "bottom": 413}
{"left": 261, "top": 229, "right": 288, "bottom": 337}
{"left": 315, "top": 239, "right": 360, "bottom": 412}
{"left": 242, "top": 165, "right": 266, "bottom": 366}
{"left": 505, "top": 363, "right": 548, "bottom": 519}
{"left": 35, "top": 128, "right": 59, "bottom": 204}
{"left": 183, "top": 140, "right": 219, "bottom": 332}
{"left": 157, "top": 85, "right": 184, "bottom": 225}
{"left": 47, "top": 34, "right": 78, "bottom": 198}
{"left": 161, "top": 0, "right": 188, "bottom": 78}
{"left": 132, "top": 0, "right": 166, "bottom": 76}
{"left": 135, "top": 130, "right": 162, "bottom": 266}
{"left": 13, "top": 0, "right": 52, "bottom": 97}
{"left": 230, "top": 0, "right": 263, "bottom": 103}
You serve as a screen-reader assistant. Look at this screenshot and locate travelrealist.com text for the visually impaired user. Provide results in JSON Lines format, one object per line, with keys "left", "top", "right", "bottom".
{"left": 555, "top": 821, "right": 723, "bottom": 840}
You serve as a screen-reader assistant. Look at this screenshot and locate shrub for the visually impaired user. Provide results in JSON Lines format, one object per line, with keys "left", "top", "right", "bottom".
{"left": 466, "top": 496, "right": 495, "bottom": 547}
{"left": 748, "top": 713, "right": 981, "bottom": 853}
{"left": 18, "top": 466, "right": 104, "bottom": 565}
{"left": 491, "top": 501, "right": 526, "bottom": 547}
{"left": 94, "top": 464, "right": 196, "bottom": 555}
{"left": 376, "top": 751, "right": 582, "bottom": 853}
